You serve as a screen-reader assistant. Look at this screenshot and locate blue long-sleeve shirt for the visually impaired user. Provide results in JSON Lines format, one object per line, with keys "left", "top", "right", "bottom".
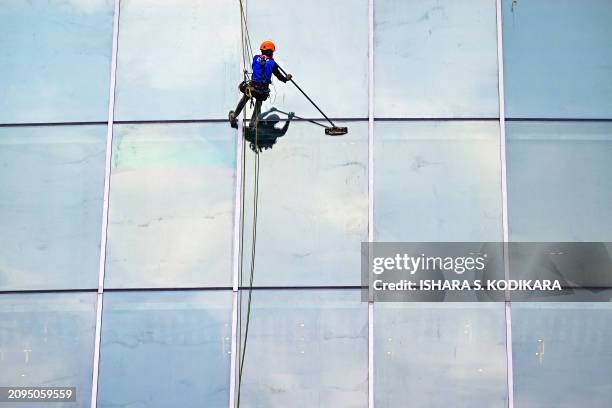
{"left": 251, "top": 54, "right": 289, "bottom": 84}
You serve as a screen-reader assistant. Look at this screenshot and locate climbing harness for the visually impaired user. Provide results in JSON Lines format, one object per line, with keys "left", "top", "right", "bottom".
{"left": 239, "top": 79, "right": 270, "bottom": 102}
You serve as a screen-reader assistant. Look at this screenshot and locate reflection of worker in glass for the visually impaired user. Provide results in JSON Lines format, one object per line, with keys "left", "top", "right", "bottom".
{"left": 229, "top": 40, "right": 292, "bottom": 129}
{"left": 245, "top": 109, "right": 294, "bottom": 153}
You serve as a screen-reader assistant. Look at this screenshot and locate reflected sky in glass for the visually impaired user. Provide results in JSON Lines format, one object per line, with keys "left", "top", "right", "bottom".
{"left": 0, "top": 0, "right": 113, "bottom": 123}
{"left": 0, "top": 293, "right": 96, "bottom": 408}
{"left": 507, "top": 122, "right": 612, "bottom": 241}
{"left": 97, "top": 291, "right": 232, "bottom": 408}
{"left": 512, "top": 303, "right": 612, "bottom": 407}
{"left": 0, "top": 126, "right": 106, "bottom": 291}
{"left": 375, "top": 121, "right": 502, "bottom": 241}
{"left": 375, "top": 303, "right": 508, "bottom": 407}
{"left": 105, "top": 123, "right": 235, "bottom": 288}
{"left": 247, "top": 0, "right": 368, "bottom": 118}
{"left": 241, "top": 121, "right": 367, "bottom": 286}
{"left": 114, "top": 0, "right": 241, "bottom": 120}
{"left": 375, "top": 0, "right": 499, "bottom": 118}
{"left": 238, "top": 289, "right": 368, "bottom": 407}
{"left": 503, "top": 0, "right": 612, "bottom": 118}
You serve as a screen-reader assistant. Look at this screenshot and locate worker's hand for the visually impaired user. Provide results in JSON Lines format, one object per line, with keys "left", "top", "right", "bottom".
{"left": 286, "top": 73, "right": 293, "bottom": 81}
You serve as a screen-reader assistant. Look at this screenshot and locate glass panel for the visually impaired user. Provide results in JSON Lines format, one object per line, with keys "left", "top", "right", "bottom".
{"left": 502, "top": 0, "right": 612, "bottom": 118}
{"left": 0, "top": 0, "right": 113, "bottom": 123}
{"left": 246, "top": 0, "right": 368, "bottom": 118}
{"left": 512, "top": 303, "right": 612, "bottom": 407}
{"left": 237, "top": 289, "right": 367, "bottom": 407}
{"left": 375, "top": 0, "right": 499, "bottom": 118}
{"left": 375, "top": 303, "right": 508, "bottom": 407}
{"left": 375, "top": 121, "right": 502, "bottom": 241}
{"left": 97, "top": 291, "right": 232, "bottom": 408}
{"left": 0, "top": 126, "right": 106, "bottom": 291}
{"left": 241, "top": 121, "right": 367, "bottom": 286}
{"left": 114, "top": 0, "right": 240, "bottom": 120}
{"left": 105, "top": 123, "right": 235, "bottom": 288}
{"left": 0, "top": 293, "right": 97, "bottom": 408}
{"left": 507, "top": 122, "right": 612, "bottom": 241}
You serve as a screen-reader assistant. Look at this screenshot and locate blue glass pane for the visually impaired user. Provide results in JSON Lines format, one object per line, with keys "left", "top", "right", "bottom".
{"left": 105, "top": 123, "right": 235, "bottom": 288}
{"left": 375, "top": 121, "right": 502, "bottom": 241}
{"left": 114, "top": 0, "right": 241, "bottom": 120}
{"left": 97, "top": 291, "right": 232, "bottom": 408}
{"left": 241, "top": 121, "right": 367, "bottom": 286}
{"left": 0, "top": 0, "right": 113, "bottom": 123}
{"left": 503, "top": 0, "right": 612, "bottom": 118}
{"left": 512, "top": 303, "right": 612, "bottom": 407}
{"left": 238, "top": 289, "right": 367, "bottom": 407}
{"left": 0, "top": 126, "right": 106, "bottom": 291}
{"left": 375, "top": 303, "right": 508, "bottom": 407}
{"left": 375, "top": 0, "right": 499, "bottom": 118}
{"left": 246, "top": 0, "right": 368, "bottom": 118}
{"left": 0, "top": 293, "right": 97, "bottom": 408}
{"left": 507, "top": 122, "right": 612, "bottom": 241}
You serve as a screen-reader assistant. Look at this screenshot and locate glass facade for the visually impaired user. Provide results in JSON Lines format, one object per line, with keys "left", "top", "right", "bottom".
{"left": 502, "top": 0, "right": 612, "bottom": 118}
{"left": 237, "top": 290, "right": 368, "bottom": 406}
{"left": 1, "top": 1, "right": 610, "bottom": 408}
{"left": 241, "top": 122, "right": 368, "bottom": 287}
{"left": 507, "top": 121, "right": 612, "bottom": 241}
{"left": 105, "top": 123, "right": 236, "bottom": 288}
{"left": 374, "top": 121, "right": 502, "bottom": 242}
{"left": 97, "top": 291, "right": 232, "bottom": 407}
{"left": 0, "top": 0, "right": 114, "bottom": 123}
{"left": 0, "top": 293, "right": 97, "bottom": 408}
{"left": 375, "top": 303, "right": 508, "bottom": 407}
{"left": 113, "top": 0, "right": 241, "bottom": 120}
{"left": 0, "top": 125, "right": 106, "bottom": 291}
{"left": 374, "top": 0, "right": 499, "bottom": 118}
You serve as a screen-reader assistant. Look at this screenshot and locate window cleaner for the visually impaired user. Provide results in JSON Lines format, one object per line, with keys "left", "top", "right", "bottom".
{"left": 229, "top": 40, "right": 348, "bottom": 137}
{"left": 229, "top": 40, "right": 292, "bottom": 129}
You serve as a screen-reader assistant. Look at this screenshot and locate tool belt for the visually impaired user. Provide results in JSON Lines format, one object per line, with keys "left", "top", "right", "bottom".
{"left": 239, "top": 80, "right": 270, "bottom": 102}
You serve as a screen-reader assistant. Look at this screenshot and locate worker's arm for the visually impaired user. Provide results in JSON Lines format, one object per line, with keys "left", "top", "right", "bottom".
{"left": 272, "top": 64, "right": 292, "bottom": 82}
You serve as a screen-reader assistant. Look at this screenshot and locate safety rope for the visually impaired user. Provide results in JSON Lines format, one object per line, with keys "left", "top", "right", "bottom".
{"left": 238, "top": 0, "right": 254, "bottom": 79}
{"left": 236, "top": 1, "right": 259, "bottom": 406}
{"left": 237, "top": 120, "right": 258, "bottom": 408}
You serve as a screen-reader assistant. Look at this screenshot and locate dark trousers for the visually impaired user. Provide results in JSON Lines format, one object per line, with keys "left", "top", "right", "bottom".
{"left": 233, "top": 81, "right": 268, "bottom": 127}
{"left": 233, "top": 95, "right": 262, "bottom": 128}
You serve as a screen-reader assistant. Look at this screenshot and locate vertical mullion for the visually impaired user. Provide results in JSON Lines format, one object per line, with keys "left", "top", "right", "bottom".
{"left": 90, "top": 0, "right": 121, "bottom": 407}
{"left": 496, "top": 0, "right": 514, "bottom": 407}
{"left": 229, "top": 118, "right": 244, "bottom": 408}
{"left": 368, "top": 0, "right": 375, "bottom": 407}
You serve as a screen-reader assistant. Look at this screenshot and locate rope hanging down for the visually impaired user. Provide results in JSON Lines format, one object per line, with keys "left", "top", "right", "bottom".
{"left": 236, "top": 1, "right": 259, "bottom": 406}
{"left": 234, "top": 1, "right": 346, "bottom": 404}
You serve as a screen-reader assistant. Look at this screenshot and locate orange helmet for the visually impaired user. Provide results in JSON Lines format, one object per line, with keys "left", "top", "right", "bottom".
{"left": 260, "top": 40, "right": 276, "bottom": 52}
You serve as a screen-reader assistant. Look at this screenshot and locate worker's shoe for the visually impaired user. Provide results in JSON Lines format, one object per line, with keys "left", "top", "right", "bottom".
{"left": 228, "top": 111, "right": 238, "bottom": 129}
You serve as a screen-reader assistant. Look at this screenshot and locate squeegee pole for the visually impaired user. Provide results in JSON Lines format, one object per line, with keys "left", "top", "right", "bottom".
{"left": 277, "top": 66, "right": 336, "bottom": 127}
